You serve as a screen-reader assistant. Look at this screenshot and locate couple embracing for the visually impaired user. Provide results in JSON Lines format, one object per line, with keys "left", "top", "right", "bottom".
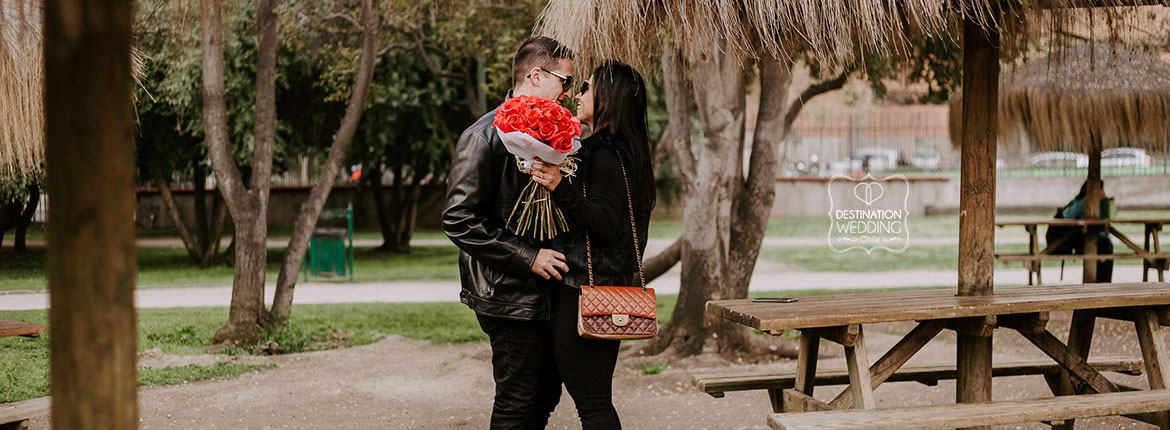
{"left": 443, "top": 36, "right": 655, "bottom": 429}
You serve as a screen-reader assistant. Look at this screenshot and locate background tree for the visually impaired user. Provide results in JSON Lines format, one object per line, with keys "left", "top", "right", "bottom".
{"left": 200, "top": 0, "right": 282, "bottom": 346}
{"left": 0, "top": 176, "right": 40, "bottom": 253}
{"left": 351, "top": 0, "right": 544, "bottom": 253}
{"left": 268, "top": 0, "right": 379, "bottom": 327}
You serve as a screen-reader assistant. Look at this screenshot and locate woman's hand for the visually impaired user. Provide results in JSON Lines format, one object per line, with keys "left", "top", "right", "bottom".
{"left": 531, "top": 158, "right": 563, "bottom": 191}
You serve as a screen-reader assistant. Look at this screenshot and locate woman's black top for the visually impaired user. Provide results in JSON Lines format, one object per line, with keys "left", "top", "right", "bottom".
{"left": 549, "top": 132, "right": 652, "bottom": 288}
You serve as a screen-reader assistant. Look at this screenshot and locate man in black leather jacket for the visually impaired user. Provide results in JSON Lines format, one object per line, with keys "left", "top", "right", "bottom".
{"left": 443, "top": 36, "right": 574, "bottom": 429}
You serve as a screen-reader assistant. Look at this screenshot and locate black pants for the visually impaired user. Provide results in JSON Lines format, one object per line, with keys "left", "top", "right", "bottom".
{"left": 1096, "top": 237, "right": 1114, "bottom": 283}
{"left": 477, "top": 284, "right": 621, "bottom": 430}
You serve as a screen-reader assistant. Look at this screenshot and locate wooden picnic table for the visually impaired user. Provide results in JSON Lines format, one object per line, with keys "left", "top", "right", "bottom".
{"left": 707, "top": 282, "right": 1170, "bottom": 429}
{"left": 995, "top": 218, "right": 1169, "bottom": 284}
{"left": 0, "top": 320, "right": 44, "bottom": 339}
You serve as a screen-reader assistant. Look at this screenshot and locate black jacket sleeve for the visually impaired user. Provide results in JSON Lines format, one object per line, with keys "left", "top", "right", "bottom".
{"left": 551, "top": 147, "right": 626, "bottom": 245}
{"left": 442, "top": 130, "right": 537, "bottom": 277}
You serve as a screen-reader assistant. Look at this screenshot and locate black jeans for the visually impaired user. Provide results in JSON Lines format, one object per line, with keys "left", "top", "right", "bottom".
{"left": 476, "top": 283, "right": 621, "bottom": 430}
{"left": 1097, "top": 237, "right": 1114, "bottom": 283}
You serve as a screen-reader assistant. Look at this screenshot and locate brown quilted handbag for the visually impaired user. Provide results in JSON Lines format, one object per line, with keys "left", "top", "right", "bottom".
{"left": 578, "top": 156, "right": 657, "bottom": 340}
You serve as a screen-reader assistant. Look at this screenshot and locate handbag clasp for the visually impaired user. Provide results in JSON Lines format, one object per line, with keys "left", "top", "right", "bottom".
{"left": 612, "top": 314, "right": 630, "bottom": 327}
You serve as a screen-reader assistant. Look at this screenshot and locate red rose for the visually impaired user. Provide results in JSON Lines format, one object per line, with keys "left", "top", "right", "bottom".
{"left": 538, "top": 123, "right": 557, "bottom": 141}
{"left": 508, "top": 116, "right": 527, "bottom": 134}
{"left": 523, "top": 109, "right": 541, "bottom": 128}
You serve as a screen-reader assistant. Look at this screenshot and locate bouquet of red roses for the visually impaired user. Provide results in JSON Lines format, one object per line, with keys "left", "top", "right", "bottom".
{"left": 493, "top": 95, "right": 583, "bottom": 240}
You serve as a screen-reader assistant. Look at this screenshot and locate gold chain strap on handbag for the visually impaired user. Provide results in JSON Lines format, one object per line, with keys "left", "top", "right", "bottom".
{"left": 584, "top": 153, "right": 646, "bottom": 291}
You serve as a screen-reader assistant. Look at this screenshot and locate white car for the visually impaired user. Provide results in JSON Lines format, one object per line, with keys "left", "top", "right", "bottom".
{"left": 1101, "top": 147, "right": 1153, "bottom": 167}
{"left": 830, "top": 148, "right": 901, "bottom": 173}
{"left": 1028, "top": 152, "right": 1088, "bottom": 168}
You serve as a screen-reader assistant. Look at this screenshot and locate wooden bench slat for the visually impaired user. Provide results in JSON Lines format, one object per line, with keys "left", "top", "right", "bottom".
{"left": 693, "top": 357, "right": 1143, "bottom": 396}
{"left": 0, "top": 321, "right": 46, "bottom": 339}
{"left": 996, "top": 253, "right": 1170, "bottom": 261}
{"left": 769, "top": 389, "right": 1170, "bottom": 430}
{"left": 0, "top": 397, "right": 50, "bottom": 425}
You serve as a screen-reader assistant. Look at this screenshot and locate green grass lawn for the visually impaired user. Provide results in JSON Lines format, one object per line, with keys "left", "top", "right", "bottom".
{"left": 763, "top": 242, "right": 1152, "bottom": 272}
{"left": 1, "top": 211, "right": 1163, "bottom": 290}
{"left": 0, "top": 301, "right": 486, "bottom": 402}
{"left": 0, "top": 287, "right": 939, "bottom": 403}
{"left": 0, "top": 245, "right": 460, "bottom": 292}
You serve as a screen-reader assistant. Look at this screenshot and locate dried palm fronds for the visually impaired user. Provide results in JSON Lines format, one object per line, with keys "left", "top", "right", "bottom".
{"left": 950, "top": 42, "right": 1170, "bottom": 151}
{"left": 1, "top": 0, "right": 44, "bottom": 181}
{"left": 1, "top": 0, "right": 152, "bottom": 181}
{"left": 536, "top": 0, "right": 1167, "bottom": 77}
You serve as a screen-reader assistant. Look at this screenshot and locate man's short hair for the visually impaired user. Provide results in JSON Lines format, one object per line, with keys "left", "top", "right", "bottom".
{"left": 511, "top": 36, "right": 573, "bottom": 88}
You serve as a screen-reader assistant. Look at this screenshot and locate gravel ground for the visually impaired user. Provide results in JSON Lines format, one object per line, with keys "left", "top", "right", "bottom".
{"left": 18, "top": 312, "right": 1164, "bottom": 429}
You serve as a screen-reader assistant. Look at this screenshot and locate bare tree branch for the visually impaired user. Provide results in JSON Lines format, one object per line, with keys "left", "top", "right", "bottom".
{"left": 644, "top": 237, "right": 683, "bottom": 283}
{"left": 412, "top": 28, "right": 464, "bottom": 79}
{"left": 323, "top": 12, "right": 360, "bottom": 29}
{"left": 784, "top": 67, "right": 852, "bottom": 136}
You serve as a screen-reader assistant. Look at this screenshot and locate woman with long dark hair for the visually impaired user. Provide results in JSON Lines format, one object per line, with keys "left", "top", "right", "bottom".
{"left": 529, "top": 61, "right": 654, "bottom": 429}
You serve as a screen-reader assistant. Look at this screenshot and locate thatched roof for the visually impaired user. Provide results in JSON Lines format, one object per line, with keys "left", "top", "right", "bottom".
{"left": 535, "top": 0, "right": 1166, "bottom": 75}
{"left": 1, "top": 0, "right": 44, "bottom": 181}
{"left": 949, "top": 43, "right": 1170, "bottom": 151}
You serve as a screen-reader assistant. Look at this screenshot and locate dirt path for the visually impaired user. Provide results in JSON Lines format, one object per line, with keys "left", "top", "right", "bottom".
{"left": 20, "top": 313, "right": 1160, "bottom": 429}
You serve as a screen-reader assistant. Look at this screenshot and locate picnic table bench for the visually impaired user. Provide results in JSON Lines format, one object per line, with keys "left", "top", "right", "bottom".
{"left": 995, "top": 218, "right": 1169, "bottom": 284}
{"left": 0, "top": 320, "right": 45, "bottom": 339}
{"left": 706, "top": 282, "right": 1170, "bottom": 429}
{"left": 0, "top": 321, "right": 46, "bottom": 430}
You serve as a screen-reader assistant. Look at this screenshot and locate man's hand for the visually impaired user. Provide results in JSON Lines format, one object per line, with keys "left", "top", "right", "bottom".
{"left": 531, "top": 248, "right": 569, "bottom": 281}
{"left": 530, "top": 158, "right": 563, "bottom": 191}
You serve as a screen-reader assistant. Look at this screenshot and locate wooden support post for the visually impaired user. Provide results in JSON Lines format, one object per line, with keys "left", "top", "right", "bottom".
{"left": 946, "top": 316, "right": 997, "bottom": 337}
{"left": 800, "top": 325, "right": 859, "bottom": 347}
{"left": 1027, "top": 225, "right": 1041, "bottom": 285}
{"left": 1019, "top": 330, "right": 1119, "bottom": 395}
{"left": 997, "top": 312, "right": 1050, "bottom": 334}
{"left": 843, "top": 326, "right": 876, "bottom": 409}
{"left": 1083, "top": 147, "right": 1102, "bottom": 283}
{"left": 831, "top": 320, "right": 945, "bottom": 409}
{"left": 1053, "top": 310, "right": 1096, "bottom": 430}
{"left": 43, "top": 1, "right": 139, "bottom": 430}
{"left": 781, "top": 389, "right": 835, "bottom": 413}
{"left": 772, "top": 333, "right": 822, "bottom": 413}
{"left": 1135, "top": 308, "right": 1170, "bottom": 429}
{"left": 1148, "top": 225, "right": 1155, "bottom": 282}
{"left": 958, "top": 11, "right": 1000, "bottom": 430}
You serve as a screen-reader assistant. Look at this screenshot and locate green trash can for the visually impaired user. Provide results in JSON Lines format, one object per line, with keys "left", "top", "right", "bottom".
{"left": 308, "top": 228, "right": 348, "bottom": 278}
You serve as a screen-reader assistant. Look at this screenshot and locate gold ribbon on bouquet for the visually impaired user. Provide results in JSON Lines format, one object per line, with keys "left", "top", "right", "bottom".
{"left": 507, "top": 156, "right": 578, "bottom": 241}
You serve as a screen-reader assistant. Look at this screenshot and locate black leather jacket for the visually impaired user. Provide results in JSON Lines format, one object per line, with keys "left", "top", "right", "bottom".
{"left": 444, "top": 108, "right": 549, "bottom": 321}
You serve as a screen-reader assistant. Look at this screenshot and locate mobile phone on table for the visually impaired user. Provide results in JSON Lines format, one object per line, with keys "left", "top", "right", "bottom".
{"left": 751, "top": 297, "right": 798, "bottom": 303}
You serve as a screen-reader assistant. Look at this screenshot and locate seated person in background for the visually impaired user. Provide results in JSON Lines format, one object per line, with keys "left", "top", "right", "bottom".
{"left": 1057, "top": 181, "right": 1114, "bottom": 283}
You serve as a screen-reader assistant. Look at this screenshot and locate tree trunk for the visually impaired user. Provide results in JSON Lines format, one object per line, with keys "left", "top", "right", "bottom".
{"left": 649, "top": 44, "right": 746, "bottom": 357}
{"left": 368, "top": 164, "right": 398, "bottom": 251}
{"left": 155, "top": 171, "right": 204, "bottom": 260}
{"left": 43, "top": 0, "right": 138, "bottom": 428}
{"left": 646, "top": 41, "right": 844, "bottom": 359}
{"left": 194, "top": 164, "right": 210, "bottom": 251}
{"left": 13, "top": 184, "right": 38, "bottom": 252}
{"left": 268, "top": 0, "right": 378, "bottom": 327}
{"left": 202, "top": 0, "right": 280, "bottom": 345}
{"left": 199, "top": 194, "right": 228, "bottom": 267}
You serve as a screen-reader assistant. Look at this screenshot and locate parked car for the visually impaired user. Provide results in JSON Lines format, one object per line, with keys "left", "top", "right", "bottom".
{"left": 829, "top": 148, "right": 900, "bottom": 174}
{"left": 1028, "top": 152, "right": 1088, "bottom": 168}
{"left": 910, "top": 148, "right": 943, "bottom": 170}
{"left": 1101, "top": 147, "right": 1153, "bottom": 167}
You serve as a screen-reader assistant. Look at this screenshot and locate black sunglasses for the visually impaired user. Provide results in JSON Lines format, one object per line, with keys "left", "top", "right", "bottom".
{"left": 530, "top": 67, "right": 573, "bottom": 93}
{"left": 580, "top": 80, "right": 590, "bottom": 94}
